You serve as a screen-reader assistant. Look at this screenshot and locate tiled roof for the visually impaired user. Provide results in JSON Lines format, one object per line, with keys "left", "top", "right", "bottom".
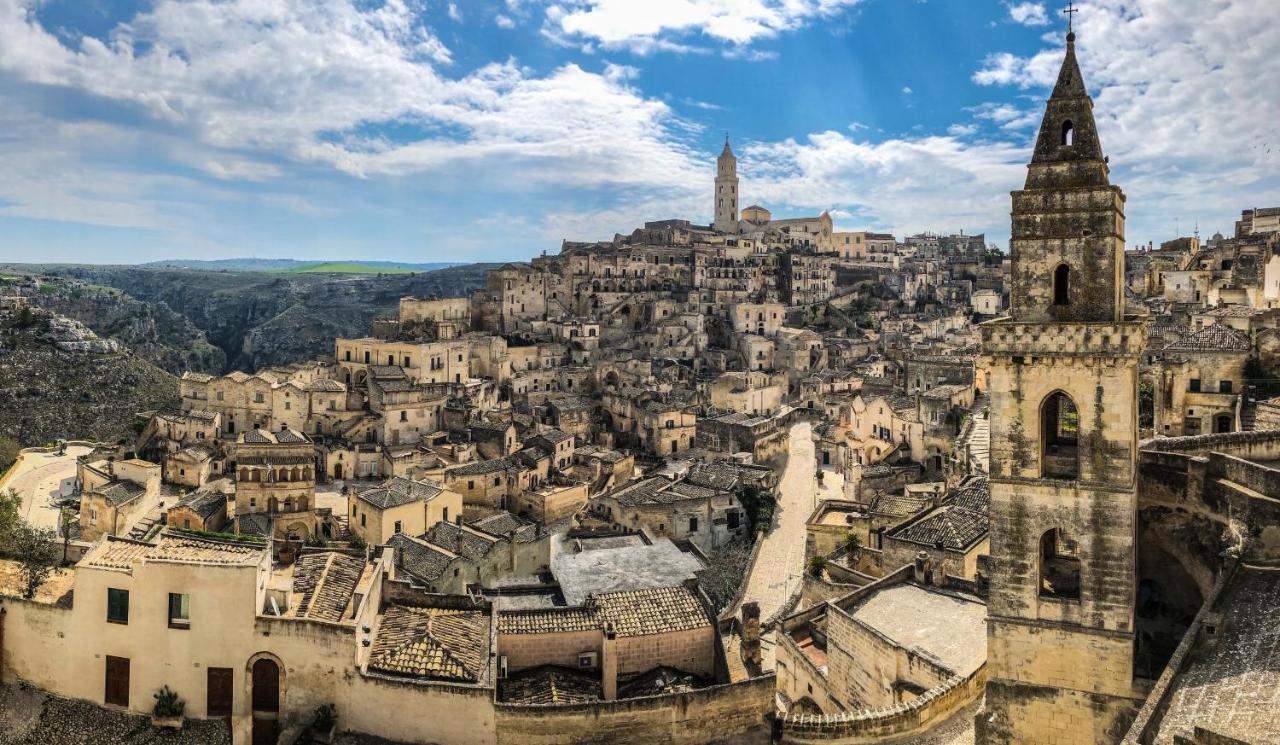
{"left": 498, "top": 607, "right": 599, "bottom": 635}
{"left": 389, "top": 534, "right": 455, "bottom": 583}
{"left": 368, "top": 605, "right": 489, "bottom": 683}
{"left": 1164, "top": 324, "right": 1252, "bottom": 353}
{"left": 291, "top": 552, "right": 365, "bottom": 623}
{"left": 549, "top": 396, "right": 594, "bottom": 412}
{"left": 869, "top": 492, "right": 930, "bottom": 519}
{"left": 306, "top": 378, "right": 346, "bottom": 392}
{"left": 171, "top": 489, "right": 226, "bottom": 521}
{"left": 238, "top": 427, "right": 311, "bottom": 445}
{"left": 593, "top": 586, "right": 711, "bottom": 637}
{"left": 235, "top": 512, "right": 273, "bottom": 537}
{"left": 424, "top": 522, "right": 497, "bottom": 563}
{"left": 85, "top": 532, "right": 265, "bottom": 570}
{"left": 356, "top": 476, "right": 444, "bottom": 510}
{"left": 500, "top": 666, "right": 602, "bottom": 705}
{"left": 889, "top": 504, "right": 985, "bottom": 550}
{"left": 172, "top": 444, "right": 217, "bottom": 462}
{"left": 368, "top": 365, "right": 406, "bottom": 379}
{"left": 181, "top": 372, "right": 213, "bottom": 383}
{"left": 91, "top": 480, "right": 147, "bottom": 506}
{"left": 1200, "top": 305, "right": 1262, "bottom": 318}
{"left": 448, "top": 456, "right": 515, "bottom": 476}
{"left": 469, "top": 512, "right": 534, "bottom": 539}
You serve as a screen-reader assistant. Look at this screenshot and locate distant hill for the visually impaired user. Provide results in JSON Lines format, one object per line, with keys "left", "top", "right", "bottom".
{"left": 143, "top": 258, "right": 463, "bottom": 273}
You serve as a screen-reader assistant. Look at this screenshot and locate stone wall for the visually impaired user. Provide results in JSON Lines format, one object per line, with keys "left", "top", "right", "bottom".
{"left": 493, "top": 674, "right": 775, "bottom": 745}
{"left": 781, "top": 666, "right": 985, "bottom": 744}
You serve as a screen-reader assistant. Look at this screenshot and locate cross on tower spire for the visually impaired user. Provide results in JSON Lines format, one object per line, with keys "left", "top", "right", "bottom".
{"left": 1062, "top": 2, "right": 1078, "bottom": 34}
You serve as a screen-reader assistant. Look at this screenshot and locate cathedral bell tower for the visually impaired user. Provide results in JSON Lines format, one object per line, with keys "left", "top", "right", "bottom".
{"left": 714, "top": 136, "right": 739, "bottom": 233}
{"left": 976, "top": 24, "right": 1147, "bottom": 745}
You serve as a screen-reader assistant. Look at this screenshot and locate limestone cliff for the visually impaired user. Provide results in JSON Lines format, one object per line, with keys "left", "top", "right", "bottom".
{"left": 0, "top": 303, "right": 178, "bottom": 446}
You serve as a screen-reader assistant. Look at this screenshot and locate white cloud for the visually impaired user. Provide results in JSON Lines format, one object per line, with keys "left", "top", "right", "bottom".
{"left": 900, "top": 86, "right": 912, "bottom": 94}
{"left": 1007, "top": 2, "right": 1049, "bottom": 27}
{"left": 972, "top": 0, "right": 1280, "bottom": 242}
{"left": 447, "top": 3, "right": 462, "bottom": 22}
{"left": 0, "top": 0, "right": 1275, "bottom": 257}
{"left": 495, "top": 14, "right": 516, "bottom": 28}
{"left": 541, "top": 0, "right": 863, "bottom": 52}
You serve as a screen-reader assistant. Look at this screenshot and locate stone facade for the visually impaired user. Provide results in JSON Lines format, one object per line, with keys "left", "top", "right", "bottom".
{"left": 977, "top": 30, "right": 1146, "bottom": 745}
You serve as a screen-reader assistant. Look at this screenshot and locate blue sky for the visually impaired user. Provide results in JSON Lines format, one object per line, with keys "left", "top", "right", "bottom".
{"left": 0, "top": 0, "right": 1276, "bottom": 264}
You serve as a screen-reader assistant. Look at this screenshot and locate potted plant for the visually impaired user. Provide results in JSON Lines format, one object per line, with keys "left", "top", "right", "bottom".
{"left": 311, "top": 703, "right": 338, "bottom": 744}
{"left": 151, "top": 685, "right": 185, "bottom": 730}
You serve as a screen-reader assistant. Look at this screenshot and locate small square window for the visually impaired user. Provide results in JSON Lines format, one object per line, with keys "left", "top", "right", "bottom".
{"left": 168, "top": 593, "right": 190, "bottom": 629}
{"left": 107, "top": 588, "right": 129, "bottom": 624}
{"left": 394, "top": 520, "right": 403, "bottom": 534}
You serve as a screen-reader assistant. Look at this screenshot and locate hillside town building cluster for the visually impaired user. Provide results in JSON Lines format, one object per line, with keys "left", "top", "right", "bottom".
{"left": 2, "top": 25, "right": 1280, "bottom": 745}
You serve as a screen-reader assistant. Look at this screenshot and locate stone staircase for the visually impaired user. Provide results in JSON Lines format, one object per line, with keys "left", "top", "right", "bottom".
{"left": 959, "top": 392, "right": 991, "bottom": 474}
{"left": 127, "top": 514, "right": 161, "bottom": 541}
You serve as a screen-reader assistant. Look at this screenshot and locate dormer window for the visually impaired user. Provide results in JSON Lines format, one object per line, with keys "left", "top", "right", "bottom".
{"left": 1061, "top": 120, "right": 1074, "bottom": 146}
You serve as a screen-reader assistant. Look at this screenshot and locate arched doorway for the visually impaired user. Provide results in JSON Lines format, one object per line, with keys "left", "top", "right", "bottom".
{"left": 1214, "top": 414, "right": 1232, "bottom": 434}
{"left": 249, "top": 655, "right": 282, "bottom": 745}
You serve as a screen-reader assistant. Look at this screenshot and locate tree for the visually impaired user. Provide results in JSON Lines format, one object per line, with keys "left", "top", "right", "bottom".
{"left": 0, "top": 488, "right": 20, "bottom": 545}
{"left": 843, "top": 532, "right": 862, "bottom": 553}
{"left": 807, "top": 555, "right": 827, "bottom": 578}
{"left": 0, "top": 436, "right": 19, "bottom": 472}
{"left": 10, "top": 525, "right": 59, "bottom": 599}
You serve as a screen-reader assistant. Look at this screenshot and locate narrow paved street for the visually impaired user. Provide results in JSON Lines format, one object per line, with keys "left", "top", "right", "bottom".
{"left": 737, "top": 421, "right": 820, "bottom": 627}
{"left": 1, "top": 445, "right": 92, "bottom": 531}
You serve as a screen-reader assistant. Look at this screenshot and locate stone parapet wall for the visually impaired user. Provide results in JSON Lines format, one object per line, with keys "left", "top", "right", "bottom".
{"left": 493, "top": 674, "right": 775, "bottom": 745}
{"left": 780, "top": 665, "right": 985, "bottom": 743}
{"left": 980, "top": 320, "right": 1145, "bottom": 358}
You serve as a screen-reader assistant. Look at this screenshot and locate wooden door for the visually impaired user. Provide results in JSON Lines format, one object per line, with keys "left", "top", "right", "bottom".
{"left": 206, "top": 667, "right": 233, "bottom": 717}
{"left": 252, "top": 717, "right": 279, "bottom": 745}
{"left": 251, "top": 658, "right": 279, "bottom": 713}
{"left": 104, "top": 656, "right": 129, "bottom": 708}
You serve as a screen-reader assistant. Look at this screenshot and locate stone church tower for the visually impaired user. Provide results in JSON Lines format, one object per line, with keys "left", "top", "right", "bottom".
{"left": 714, "top": 136, "right": 739, "bottom": 233}
{"left": 977, "top": 28, "right": 1147, "bottom": 745}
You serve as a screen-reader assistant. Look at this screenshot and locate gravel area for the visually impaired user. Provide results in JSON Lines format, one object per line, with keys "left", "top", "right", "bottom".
{"left": 0, "top": 684, "right": 229, "bottom": 745}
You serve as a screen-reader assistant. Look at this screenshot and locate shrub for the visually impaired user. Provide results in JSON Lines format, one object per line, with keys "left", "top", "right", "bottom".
{"left": 806, "top": 555, "right": 827, "bottom": 578}
{"left": 153, "top": 686, "right": 185, "bottom": 718}
{"left": 313, "top": 703, "right": 337, "bottom": 731}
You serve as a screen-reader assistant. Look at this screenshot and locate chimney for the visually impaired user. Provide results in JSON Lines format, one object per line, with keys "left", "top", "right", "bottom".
{"left": 601, "top": 622, "right": 619, "bottom": 701}
{"left": 741, "top": 601, "right": 761, "bottom": 667}
{"left": 913, "top": 551, "right": 933, "bottom": 585}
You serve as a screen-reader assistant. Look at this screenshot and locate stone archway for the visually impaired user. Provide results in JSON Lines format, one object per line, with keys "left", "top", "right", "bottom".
{"left": 247, "top": 652, "right": 285, "bottom": 745}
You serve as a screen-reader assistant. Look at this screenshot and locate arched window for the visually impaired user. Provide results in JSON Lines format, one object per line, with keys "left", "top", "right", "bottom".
{"left": 1053, "top": 264, "right": 1070, "bottom": 306}
{"left": 1041, "top": 391, "right": 1080, "bottom": 479}
{"left": 1039, "top": 528, "right": 1081, "bottom": 600}
{"left": 1061, "top": 120, "right": 1074, "bottom": 146}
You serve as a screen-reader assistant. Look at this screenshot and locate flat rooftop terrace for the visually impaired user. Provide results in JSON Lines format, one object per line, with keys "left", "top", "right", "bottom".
{"left": 838, "top": 583, "right": 987, "bottom": 677}
{"left": 550, "top": 533, "right": 703, "bottom": 606}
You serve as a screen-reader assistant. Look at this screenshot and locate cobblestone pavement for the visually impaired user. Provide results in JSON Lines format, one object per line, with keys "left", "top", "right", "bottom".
{"left": 0, "top": 684, "right": 229, "bottom": 745}
{"left": 737, "top": 422, "right": 819, "bottom": 630}
{"left": 1, "top": 446, "right": 92, "bottom": 531}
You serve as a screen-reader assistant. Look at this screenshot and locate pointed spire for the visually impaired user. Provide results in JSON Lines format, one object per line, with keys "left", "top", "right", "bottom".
{"left": 1029, "top": 23, "right": 1105, "bottom": 169}
{"left": 721, "top": 133, "right": 734, "bottom": 158}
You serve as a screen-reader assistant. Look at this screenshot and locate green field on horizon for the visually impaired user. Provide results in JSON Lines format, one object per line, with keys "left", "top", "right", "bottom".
{"left": 276, "top": 262, "right": 419, "bottom": 274}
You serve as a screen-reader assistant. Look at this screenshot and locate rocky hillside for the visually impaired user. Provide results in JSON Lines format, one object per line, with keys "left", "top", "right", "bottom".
{"left": 20, "top": 263, "right": 494, "bottom": 372}
{"left": 0, "top": 301, "right": 178, "bottom": 446}
{"left": 2, "top": 274, "right": 225, "bottom": 374}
